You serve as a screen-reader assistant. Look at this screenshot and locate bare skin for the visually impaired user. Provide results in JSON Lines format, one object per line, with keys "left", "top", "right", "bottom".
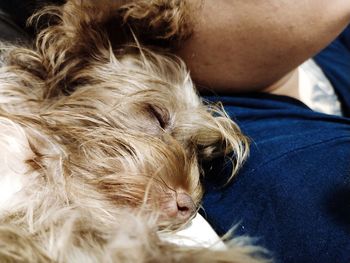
{"left": 177, "top": 0, "right": 350, "bottom": 95}
{"left": 265, "top": 69, "right": 299, "bottom": 99}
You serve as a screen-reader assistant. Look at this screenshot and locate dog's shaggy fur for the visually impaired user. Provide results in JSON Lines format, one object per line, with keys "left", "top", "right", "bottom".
{"left": 0, "top": 1, "right": 269, "bottom": 262}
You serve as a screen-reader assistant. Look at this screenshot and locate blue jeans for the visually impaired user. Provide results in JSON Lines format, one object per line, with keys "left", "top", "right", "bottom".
{"left": 202, "top": 26, "right": 350, "bottom": 263}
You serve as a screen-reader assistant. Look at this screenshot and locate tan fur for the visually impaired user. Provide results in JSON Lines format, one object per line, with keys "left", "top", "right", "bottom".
{"left": 0, "top": 1, "right": 270, "bottom": 262}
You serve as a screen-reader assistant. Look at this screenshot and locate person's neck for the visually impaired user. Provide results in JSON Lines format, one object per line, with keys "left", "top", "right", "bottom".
{"left": 263, "top": 69, "right": 299, "bottom": 99}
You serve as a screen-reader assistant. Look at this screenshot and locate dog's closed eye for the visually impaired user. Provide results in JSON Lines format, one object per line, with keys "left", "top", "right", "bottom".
{"left": 148, "top": 105, "right": 169, "bottom": 130}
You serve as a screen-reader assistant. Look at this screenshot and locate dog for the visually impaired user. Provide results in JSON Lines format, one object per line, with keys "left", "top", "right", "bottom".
{"left": 0, "top": 0, "right": 269, "bottom": 262}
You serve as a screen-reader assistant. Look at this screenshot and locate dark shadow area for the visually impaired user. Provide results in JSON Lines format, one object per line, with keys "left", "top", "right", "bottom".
{"left": 325, "top": 185, "right": 350, "bottom": 229}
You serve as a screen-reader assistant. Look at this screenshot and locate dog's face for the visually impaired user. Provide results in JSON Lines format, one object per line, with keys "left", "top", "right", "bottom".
{"left": 31, "top": 51, "right": 230, "bottom": 225}
{"left": 0, "top": 3, "right": 270, "bottom": 263}
{"left": 0, "top": 2, "right": 273, "bottom": 263}
{"left": 0, "top": 0, "right": 248, "bottom": 228}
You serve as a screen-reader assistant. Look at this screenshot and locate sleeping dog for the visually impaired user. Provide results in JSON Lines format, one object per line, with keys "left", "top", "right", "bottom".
{"left": 0, "top": 1, "right": 269, "bottom": 262}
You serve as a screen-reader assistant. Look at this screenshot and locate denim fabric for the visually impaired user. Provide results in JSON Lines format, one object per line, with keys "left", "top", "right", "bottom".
{"left": 201, "top": 26, "right": 350, "bottom": 263}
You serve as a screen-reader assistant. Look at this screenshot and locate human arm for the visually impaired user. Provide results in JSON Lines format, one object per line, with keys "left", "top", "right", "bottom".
{"left": 177, "top": 0, "right": 350, "bottom": 93}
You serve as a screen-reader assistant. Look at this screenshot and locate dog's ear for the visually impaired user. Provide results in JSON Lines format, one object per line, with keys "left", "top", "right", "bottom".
{"left": 31, "top": 0, "right": 195, "bottom": 57}
{"left": 118, "top": 0, "right": 195, "bottom": 48}
{"left": 27, "top": 1, "right": 122, "bottom": 97}
{"left": 57, "top": 0, "right": 195, "bottom": 48}
{"left": 172, "top": 104, "right": 249, "bottom": 181}
{"left": 28, "top": 0, "right": 195, "bottom": 98}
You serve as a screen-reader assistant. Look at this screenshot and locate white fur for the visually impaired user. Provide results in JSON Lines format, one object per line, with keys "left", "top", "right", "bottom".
{"left": 0, "top": 117, "right": 31, "bottom": 210}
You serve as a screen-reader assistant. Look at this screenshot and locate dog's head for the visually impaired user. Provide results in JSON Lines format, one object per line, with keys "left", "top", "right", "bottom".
{"left": 1, "top": 0, "right": 248, "bottom": 227}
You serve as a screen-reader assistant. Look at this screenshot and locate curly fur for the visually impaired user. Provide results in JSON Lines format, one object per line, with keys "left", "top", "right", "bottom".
{"left": 0, "top": 1, "right": 270, "bottom": 262}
